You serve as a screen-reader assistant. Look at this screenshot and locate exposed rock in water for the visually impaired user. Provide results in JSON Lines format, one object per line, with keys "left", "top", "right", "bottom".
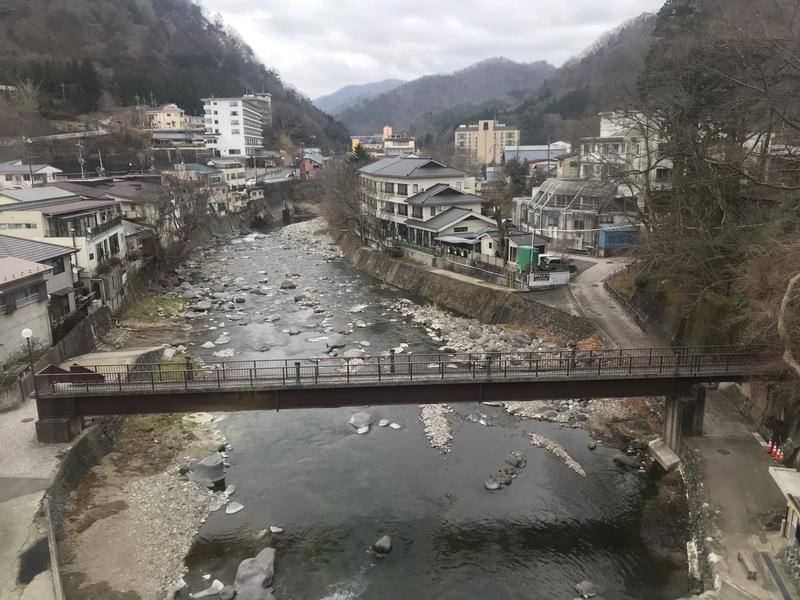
{"left": 378, "top": 419, "right": 390, "bottom": 427}
{"left": 234, "top": 547, "right": 276, "bottom": 599}
{"left": 529, "top": 433, "right": 586, "bottom": 477}
{"left": 188, "top": 454, "right": 226, "bottom": 488}
{"left": 574, "top": 579, "right": 600, "bottom": 598}
{"left": 373, "top": 534, "right": 392, "bottom": 555}
{"left": 192, "top": 300, "right": 212, "bottom": 311}
{"left": 219, "top": 585, "right": 236, "bottom": 600}
{"left": 326, "top": 334, "right": 346, "bottom": 348}
{"left": 348, "top": 411, "right": 372, "bottom": 429}
{"left": 279, "top": 279, "right": 297, "bottom": 290}
{"left": 225, "top": 501, "right": 244, "bottom": 514}
{"left": 613, "top": 454, "right": 640, "bottom": 469}
{"left": 588, "top": 440, "right": 597, "bottom": 451}
{"left": 190, "top": 579, "right": 224, "bottom": 598}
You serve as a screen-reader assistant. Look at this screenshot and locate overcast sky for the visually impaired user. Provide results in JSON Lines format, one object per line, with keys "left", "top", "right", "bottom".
{"left": 200, "top": 0, "right": 666, "bottom": 99}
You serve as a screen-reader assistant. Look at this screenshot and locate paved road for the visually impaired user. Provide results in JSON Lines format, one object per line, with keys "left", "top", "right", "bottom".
{"left": 0, "top": 398, "right": 64, "bottom": 600}
{"left": 567, "top": 253, "right": 792, "bottom": 597}
{"left": 568, "top": 254, "right": 654, "bottom": 348}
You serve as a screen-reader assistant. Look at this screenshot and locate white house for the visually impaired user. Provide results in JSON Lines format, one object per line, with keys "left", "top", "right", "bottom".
{"left": 579, "top": 112, "right": 673, "bottom": 192}
{"left": 202, "top": 94, "right": 272, "bottom": 158}
{"left": 0, "top": 160, "right": 63, "bottom": 190}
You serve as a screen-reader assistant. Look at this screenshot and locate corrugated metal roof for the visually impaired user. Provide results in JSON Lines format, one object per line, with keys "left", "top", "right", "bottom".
{"left": 0, "top": 256, "right": 50, "bottom": 285}
{"left": 51, "top": 180, "right": 160, "bottom": 203}
{"left": 406, "top": 184, "right": 484, "bottom": 206}
{"left": 0, "top": 234, "right": 74, "bottom": 263}
{"left": 359, "top": 156, "right": 467, "bottom": 178}
{"left": 40, "top": 199, "right": 118, "bottom": 215}
{"left": 0, "top": 187, "right": 78, "bottom": 203}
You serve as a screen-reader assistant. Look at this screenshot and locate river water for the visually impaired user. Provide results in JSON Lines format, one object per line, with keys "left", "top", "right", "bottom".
{"left": 181, "top": 225, "right": 685, "bottom": 599}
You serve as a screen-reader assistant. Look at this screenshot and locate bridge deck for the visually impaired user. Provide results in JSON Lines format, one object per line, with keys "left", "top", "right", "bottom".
{"left": 33, "top": 346, "right": 775, "bottom": 417}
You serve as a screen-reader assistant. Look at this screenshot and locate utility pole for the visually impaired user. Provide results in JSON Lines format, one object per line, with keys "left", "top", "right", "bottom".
{"left": 76, "top": 142, "right": 85, "bottom": 179}
{"left": 22, "top": 138, "right": 34, "bottom": 185}
{"left": 97, "top": 149, "right": 105, "bottom": 176}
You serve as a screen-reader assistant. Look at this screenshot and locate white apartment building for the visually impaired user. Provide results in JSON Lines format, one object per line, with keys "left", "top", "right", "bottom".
{"left": 579, "top": 112, "right": 673, "bottom": 192}
{"left": 202, "top": 94, "right": 272, "bottom": 158}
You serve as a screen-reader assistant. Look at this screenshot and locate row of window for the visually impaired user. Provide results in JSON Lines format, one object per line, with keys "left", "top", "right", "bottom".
{"left": 0, "top": 222, "right": 37, "bottom": 229}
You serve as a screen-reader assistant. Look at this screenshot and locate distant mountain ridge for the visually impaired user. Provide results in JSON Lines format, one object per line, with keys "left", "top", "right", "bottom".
{"left": 338, "top": 57, "right": 556, "bottom": 134}
{"left": 314, "top": 79, "right": 406, "bottom": 115}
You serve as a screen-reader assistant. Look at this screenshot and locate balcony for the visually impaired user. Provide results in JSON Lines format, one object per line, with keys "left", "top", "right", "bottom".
{"left": 48, "top": 216, "right": 122, "bottom": 239}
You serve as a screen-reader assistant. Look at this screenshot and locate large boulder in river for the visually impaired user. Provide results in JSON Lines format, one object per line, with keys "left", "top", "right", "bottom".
{"left": 574, "top": 579, "right": 600, "bottom": 598}
{"left": 373, "top": 535, "right": 392, "bottom": 555}
{"left": 234, "top": 547, "right": 276, "bottom": 600}
{"left": 279, "top": 279, "right": 297, "bottom": 290}
{"left": 326, "top": 334, "right": 346, "bottom": 349}
{"left": 192, "top": 300, "right": 212, "bottom": 312}
{"left": 187, "top": 454, "right": 225, "bottom": 489}
{"left": 348, "top": 412, "right": 372, "bottom": 429}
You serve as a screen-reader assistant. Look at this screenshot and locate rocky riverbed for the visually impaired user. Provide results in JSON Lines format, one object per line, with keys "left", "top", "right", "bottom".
{"left": 60, "top": 218, "right": 692, "bottom": 600}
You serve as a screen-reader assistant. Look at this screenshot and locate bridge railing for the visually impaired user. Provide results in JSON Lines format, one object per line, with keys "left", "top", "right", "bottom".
{"left": 33, "top": 346, "right": 775, "bottom": 397}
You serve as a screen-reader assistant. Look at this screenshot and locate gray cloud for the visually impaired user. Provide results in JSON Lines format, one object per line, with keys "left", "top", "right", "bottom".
{"left": 200, "top": 0, "right": 665, "bottom": 98}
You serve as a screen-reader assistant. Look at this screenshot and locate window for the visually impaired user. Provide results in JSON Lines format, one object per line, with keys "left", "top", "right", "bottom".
{"left": 430, "top": 206, "right": 437, "bottom": 216}
{"left": 383, "top": 182, "right": 395, "bottom": 194}
{"left": 483, "top": 122, "right": 489, "bottom": 130}
{"left": 569, "top": 160, "right": 579, "bottom": 168}
{"left": 611, "top": 143, "right": 621, "bottom": 155}
{"left": 17, "top": 283, "right": 42, "bottom": 308}
{"left": 547, "top": 215, "right": 559, "bottom": 227}
{"left": 581, "top": 165, "right": 592, "bottom": 178}
{"left": 397, "top": 204, "right": 408, "bottom": 216}
{"left": 412, "top": 184, "right": 419, "bottom": 194}
{"left": 231, "top": 120, "right": 239, "bottom": 125}
{"left": 411, "top": 206, "right": 423, "bottom": 219}
{"left": 655, "top": 167, "right": 672, "bottom": 182}
{"left": 382, "top": 202, "right": 395, "bottom": 214}
{"left": 231, "top": 111, "right": 239, "bottom": 116}
{"left": 454, "top": 226, "right": 469, "bottom": 233}
{"left": 488, "top": 241, "right": 493, "bottom": 250}
{"left": 0, "top": 223, "right": 37, "bottom": 229}
{"left": 230, "top": 101, "right": 238, "bottom": 106}
{"left": 573, "top": 219, "right": 585, "bottom": 231}
{"left": 599, "top": 214, "right": 614, "bottom": 224}
{"left": 231, "top": 129, "right": 240, "bottom": 134}
{"left": 456, "top": 182, "right": 462, "bottom": 190}
{"left": 228, "top": 149, "right": 240, "bottom": 155}
{"left": 50, "top": 257, "right": 65, "bottom": 274}
{"left": 582, "top": 144, "right": 590, "bottom": 155}
{"left": 397, "top": 184, "right": 408, "bottom": 196}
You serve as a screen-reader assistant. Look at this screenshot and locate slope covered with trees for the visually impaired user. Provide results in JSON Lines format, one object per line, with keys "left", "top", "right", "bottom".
{"left": 338, "top": 57, "right": 555, "bottom": 134}
{"left": 0, "top": 0, "right": 349, "bottom": 149}
{"left": 313, "top": 79, "right": 406, "bottom": 115}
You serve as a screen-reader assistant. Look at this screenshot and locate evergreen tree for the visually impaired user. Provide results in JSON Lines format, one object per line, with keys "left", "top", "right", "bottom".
{"left": 347, "top": 143, "right": 374, "bottom": 165}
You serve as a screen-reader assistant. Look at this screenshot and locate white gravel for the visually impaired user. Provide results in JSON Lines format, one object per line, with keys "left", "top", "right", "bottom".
{"left": 279, "top": 217, "right": 342, "bottom": 259}
{"left": 419, "top": 404, "right": 454, "bottom": 452}
{"left": 529, "top": 433, "right": 586, "bottom": 477}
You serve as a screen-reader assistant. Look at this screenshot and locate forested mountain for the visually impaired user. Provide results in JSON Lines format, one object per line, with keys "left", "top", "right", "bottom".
{"left": 338, "top": 58, "right": 555, "bottom": 134}
{"left": 0, "top": 0, "right": 349, "bottom": 149}
{"left": 314, "top": 79, "right": 406, "bottom": 115}
{"left": 500, "top": 13, "right": 658, "bottom": 145}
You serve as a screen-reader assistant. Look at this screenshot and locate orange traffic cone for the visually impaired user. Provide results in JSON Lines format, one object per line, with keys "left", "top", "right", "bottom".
{"left": 771, "top": 446, "right": 779, "bottom": 460}
{"left": 767, "top": 439, "right": 774, "bottom": 453}
{"left": 778, "top": 448, "right": 785, "bottom": 463}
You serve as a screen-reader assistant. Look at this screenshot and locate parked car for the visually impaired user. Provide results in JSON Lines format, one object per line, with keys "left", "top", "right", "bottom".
{"left": 539, "top": 255, "right": 578, "bottom": 273}
{"left": 246, "top": 178, "right": 257, "bottom": 186}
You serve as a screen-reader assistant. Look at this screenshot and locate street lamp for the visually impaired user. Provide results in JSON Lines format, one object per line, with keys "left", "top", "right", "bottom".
{"left": 21, "top": 328, "right": 36, "bottom": 398}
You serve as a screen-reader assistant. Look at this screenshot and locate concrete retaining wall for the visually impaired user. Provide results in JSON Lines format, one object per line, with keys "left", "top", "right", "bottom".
{"left": 340, "top": 235, "right": 596, "bottom": 341}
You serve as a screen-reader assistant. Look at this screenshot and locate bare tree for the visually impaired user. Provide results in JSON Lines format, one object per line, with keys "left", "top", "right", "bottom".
{"left": 147, "top": 176, "right": 212, "bottom": 260}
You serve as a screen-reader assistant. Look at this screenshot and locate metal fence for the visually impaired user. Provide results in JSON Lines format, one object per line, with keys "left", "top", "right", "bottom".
{"left": 34, "top": 346, "right": 774, "bottom": 398}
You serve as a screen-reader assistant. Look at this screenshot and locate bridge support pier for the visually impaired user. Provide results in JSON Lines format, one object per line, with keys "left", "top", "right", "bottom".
{"left": 663, "top": 385, "right": 707, "bottom": 452}
{"left": 35, "top": 416, "right": 82, "bottom": 443}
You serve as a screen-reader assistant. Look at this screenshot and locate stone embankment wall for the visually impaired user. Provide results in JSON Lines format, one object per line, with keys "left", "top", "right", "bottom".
{"left": 339, "top": 235, "right": 596, "bottom": 341}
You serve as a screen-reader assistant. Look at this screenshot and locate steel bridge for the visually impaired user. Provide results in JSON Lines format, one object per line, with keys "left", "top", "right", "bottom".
{"left": 33, "top": 346, "right": 775, "bottom": 446}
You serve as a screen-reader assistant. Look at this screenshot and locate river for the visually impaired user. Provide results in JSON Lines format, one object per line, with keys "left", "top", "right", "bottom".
{"left": 178, "top": 223, "right": 686, "bottom": 599}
